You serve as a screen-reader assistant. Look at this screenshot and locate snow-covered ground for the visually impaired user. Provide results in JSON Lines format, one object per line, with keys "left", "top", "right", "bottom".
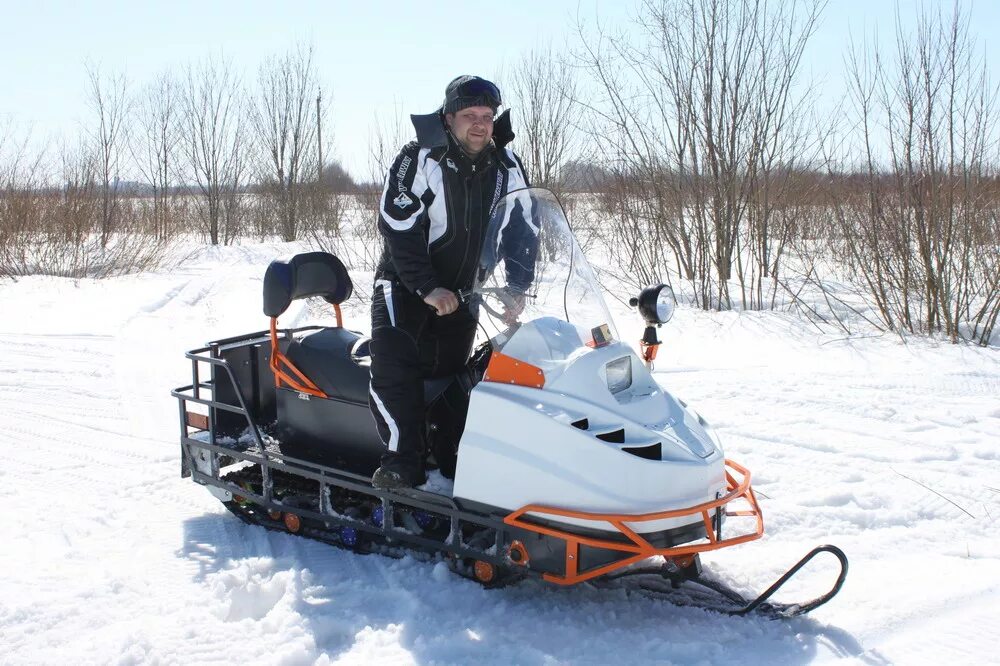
{"left": 1, "top": 242, "right": 998, "bottom": 665}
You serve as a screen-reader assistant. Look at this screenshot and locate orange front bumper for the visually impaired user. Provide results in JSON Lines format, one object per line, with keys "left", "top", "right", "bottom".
{"left": 503, "top": 458, "right": 764, "bottom": 585}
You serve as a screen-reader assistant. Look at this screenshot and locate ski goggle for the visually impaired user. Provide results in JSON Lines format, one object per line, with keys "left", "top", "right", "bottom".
{"left": 453, "top": 78, "right": 502, "bottom": 107}
{"left": 444, "top": 77, "right": 503, "bottom": 114}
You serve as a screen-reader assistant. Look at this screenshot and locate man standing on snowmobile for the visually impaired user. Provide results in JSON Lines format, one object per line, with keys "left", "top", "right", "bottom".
{"left": 368, "top": 75, "right": 535, "bottom": 490}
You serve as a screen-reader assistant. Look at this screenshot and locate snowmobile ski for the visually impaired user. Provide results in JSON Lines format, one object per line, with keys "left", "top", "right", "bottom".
{"left": 600, "top": 544, "right": 849, "bottom": 619}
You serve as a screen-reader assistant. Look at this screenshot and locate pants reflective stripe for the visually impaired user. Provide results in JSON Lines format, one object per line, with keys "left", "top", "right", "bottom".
{"left": 375, "top": 279, "right": 396, "bottom": 327}
{"left": 369, "top": 385, "right": 400, "bottom": 452}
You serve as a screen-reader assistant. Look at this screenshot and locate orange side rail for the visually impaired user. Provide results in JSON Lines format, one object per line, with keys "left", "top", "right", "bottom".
{"left": 503, "top": 458, "right": 764, "bottom": 585}
{"left": 269, "top": 317, "right": 328, "bottom": 399}
{"left": 267, "top": 303, "right": 346, "bottom": 398}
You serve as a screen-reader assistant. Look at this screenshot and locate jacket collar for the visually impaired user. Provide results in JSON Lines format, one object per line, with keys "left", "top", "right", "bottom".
{"left": 445, "top": 138, "right": 495, "bottom": 176}
{"left": 410, "top": 108, "right": 514, "bottom": 150}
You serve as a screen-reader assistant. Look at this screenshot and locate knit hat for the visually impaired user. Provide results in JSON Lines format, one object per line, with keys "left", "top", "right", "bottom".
{"left": 442, "top": 75, "right": 502, "bottom": 114}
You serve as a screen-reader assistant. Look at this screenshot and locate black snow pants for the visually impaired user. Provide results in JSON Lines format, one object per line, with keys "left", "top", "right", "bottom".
{"left": 368, "top": 279, "right": 478, "bottom": 482}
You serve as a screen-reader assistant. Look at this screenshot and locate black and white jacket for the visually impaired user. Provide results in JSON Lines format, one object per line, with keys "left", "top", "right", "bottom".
{"left": 375, "top": 111, "right": 534, "bottom": 298}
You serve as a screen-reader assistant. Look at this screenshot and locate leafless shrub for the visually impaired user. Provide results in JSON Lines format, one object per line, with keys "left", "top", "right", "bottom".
{"left": 575, "top": 0, "right": 824, "bottom": 309}
{"left": 302, "top": 179, "right": 350, "bottom": 255}
{"left": 838, "top": 4, "right": 1000, "bottom": 344}
{"left": 0, "top": 137, "right": 169, "bottom": 278}
{"left": 0, "top": 125, "right": 46, "bottom": 278}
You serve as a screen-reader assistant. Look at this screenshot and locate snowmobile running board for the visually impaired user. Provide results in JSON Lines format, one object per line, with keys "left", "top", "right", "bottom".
{"left": 172, "top": 338, "right": 849, "bottom": 620}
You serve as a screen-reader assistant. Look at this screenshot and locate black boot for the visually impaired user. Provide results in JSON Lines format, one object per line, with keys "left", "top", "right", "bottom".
{"left": 371, "top": 465, "right": 426, "bottom": 490}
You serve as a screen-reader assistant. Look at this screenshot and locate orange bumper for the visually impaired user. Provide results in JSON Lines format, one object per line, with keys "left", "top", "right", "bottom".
{"left": 503, "top": 458, "right": 764, "bottom": 585}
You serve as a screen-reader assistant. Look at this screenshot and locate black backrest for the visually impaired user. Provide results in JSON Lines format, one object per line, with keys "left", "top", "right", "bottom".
{"left": 263, "top": 252, "right": 353, "bottom": 317}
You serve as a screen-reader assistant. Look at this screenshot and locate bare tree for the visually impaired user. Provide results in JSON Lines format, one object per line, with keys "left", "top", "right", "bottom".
{"left": 221, "top": 122, "right": 250, "bottom": 245}
{"left": 508, "top": 44, "right": 581, "bottom": 192}
{"left": 180, "top": 56, "right": 245, "bottom": 245}
{"left": 249, "top": 44, "right": 324, "bottom": 241}
{"left": 131, "top": 72, "right": 180, "bottom": 239}
{"left": 575, "top": 0, "right": 824, "bottom": 309}
{"left": 839, "top": 3, "right": 1000, "bottom": 344}
{"left": 85, "top": 63, "right": 130, "bottom": 247}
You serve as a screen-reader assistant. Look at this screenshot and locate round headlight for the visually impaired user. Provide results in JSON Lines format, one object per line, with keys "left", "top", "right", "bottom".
{"left": 630, "top": 284, "right": 676, "bottom": 325}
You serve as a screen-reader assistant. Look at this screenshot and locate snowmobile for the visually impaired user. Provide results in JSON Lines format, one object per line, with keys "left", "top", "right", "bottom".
{"left": 171, "top": 187, "right": 847, "bottom": 618}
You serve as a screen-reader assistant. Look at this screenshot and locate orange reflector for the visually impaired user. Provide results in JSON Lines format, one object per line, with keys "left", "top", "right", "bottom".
{"left": 268, "top": 509, "right": 282, "bottom": 521}
{"left": 186, "top": 411, "right": 209, "bottom": 431}
{"left": 284, "top": 513, "right": 301, "bottom": 533}
{"left": 507, "top": 541, "right": 530, "bottom": 567}
{"left": 473, "top": 560, "right": 496, "bottom": 584}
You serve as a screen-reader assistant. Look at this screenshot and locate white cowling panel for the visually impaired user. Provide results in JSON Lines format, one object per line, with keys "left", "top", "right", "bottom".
{"left": 452, "top": 369, "right": 727, "bottom": 535}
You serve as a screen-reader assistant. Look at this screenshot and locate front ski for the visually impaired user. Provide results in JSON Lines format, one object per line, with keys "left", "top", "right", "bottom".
{"left": 606, "top": 545, "right": 849, "bottom": 619}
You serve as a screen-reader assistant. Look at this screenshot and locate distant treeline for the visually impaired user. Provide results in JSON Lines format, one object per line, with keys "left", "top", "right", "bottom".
{"left": 1, "top": 0, "right": 998, "bottom": 345}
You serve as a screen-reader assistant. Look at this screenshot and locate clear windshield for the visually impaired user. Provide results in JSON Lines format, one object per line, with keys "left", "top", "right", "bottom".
{"left": 474, "top": 187, "right": 618, "bottom": 381}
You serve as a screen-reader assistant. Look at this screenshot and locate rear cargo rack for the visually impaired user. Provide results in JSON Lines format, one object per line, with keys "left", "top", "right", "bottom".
{"left": 171, "top": 326, "right": 328, "bottom": 485}
{"left": 170, "top": 330, "right": 516, "bottom": 565}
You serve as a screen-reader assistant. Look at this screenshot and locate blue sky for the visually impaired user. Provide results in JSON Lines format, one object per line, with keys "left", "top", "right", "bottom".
{"left": 2, "top": 0, "right": 999, "bottom": 178}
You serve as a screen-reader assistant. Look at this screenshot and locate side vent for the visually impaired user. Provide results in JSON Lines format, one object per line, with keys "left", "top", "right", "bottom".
{"left": 622, "top": 443, "right": 662, "bottom": 461}
{"left": 570, "top": 418, "right": 589, "bottom": 430}
{"left": 595, "top": 428, "right": 625, "bottom": 443}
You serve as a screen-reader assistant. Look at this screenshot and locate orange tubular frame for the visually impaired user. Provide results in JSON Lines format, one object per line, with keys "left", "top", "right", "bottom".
{"left": 267, "top": 302, "right": 344, "bottom": 399}
{"left": 502, "top": 459, "right": 764, "bottom": 585}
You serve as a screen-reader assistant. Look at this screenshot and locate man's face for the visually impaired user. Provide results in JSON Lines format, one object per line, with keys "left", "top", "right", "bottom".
{"left": 446, "top": 106, "right": 494, "bottom": 156}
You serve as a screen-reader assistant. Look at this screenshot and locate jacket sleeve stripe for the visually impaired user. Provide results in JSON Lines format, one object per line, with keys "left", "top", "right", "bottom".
{"left": 380, "top": 146, "right": 429, "bottom": 231}
{"left": 377, "top": 145, "right": 440, "bottom": 295}
{"left": 507, "top": 148, "right": 531, "bottom": 189}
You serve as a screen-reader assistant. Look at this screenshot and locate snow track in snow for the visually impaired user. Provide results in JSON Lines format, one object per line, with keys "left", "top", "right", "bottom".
{"left": 1, "top": 245, "right": 997, "bottom": 664}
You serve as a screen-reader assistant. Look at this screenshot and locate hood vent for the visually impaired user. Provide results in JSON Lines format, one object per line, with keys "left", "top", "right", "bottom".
{"left": 595, "top": 428, "right": 625, "bottom": 443}
{"left": 622, "top": 442, "right": 662, "bottom": 461}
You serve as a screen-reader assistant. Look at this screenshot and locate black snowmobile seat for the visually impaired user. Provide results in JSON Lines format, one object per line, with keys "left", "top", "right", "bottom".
{"left": 263, "top": 252, "right": 353, "bottom": 317}
{"left": 285, "top": 328, "right": 458, "bottom": 406}
{"left": 285, "top": 327, "right": 371, "bottom": 404}
{"left": 263, "top": 250, "right": 456, "bottom": 407}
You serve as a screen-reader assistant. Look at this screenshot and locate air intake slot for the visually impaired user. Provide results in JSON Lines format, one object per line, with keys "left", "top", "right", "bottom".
{"left": 570, "top": 418, "right": 589, "bottom": 430}
{"left": 622, "top": 442, "right": 662, "bottom": 461}
{"left": 595, "top": 428, "right": 625, "bottom": 443}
